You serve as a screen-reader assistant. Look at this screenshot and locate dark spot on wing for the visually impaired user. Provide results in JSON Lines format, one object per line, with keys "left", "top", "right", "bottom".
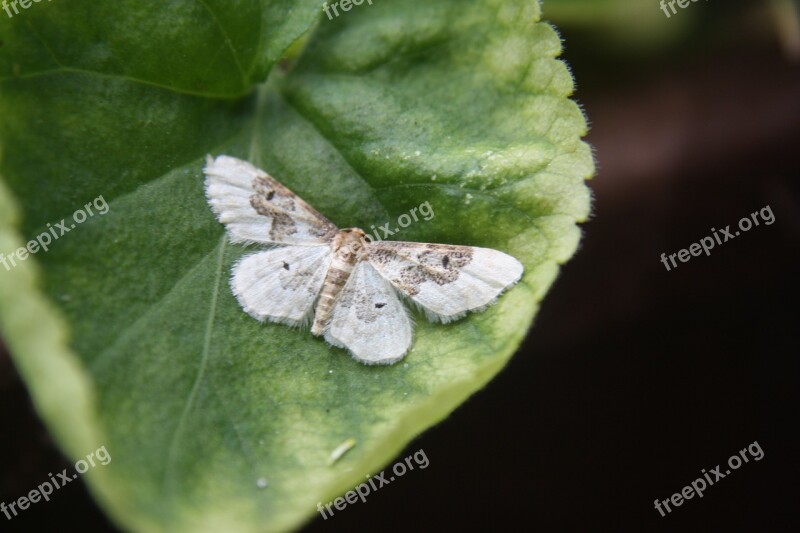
{"left": 250, "top": 176, "right": 299, "bottom": 239}
{"left": 375, "top": 303, "right": 386, "bottom": 309}
{"left": 368, "top": 243, "right": 473, "bottom": 296}
{"left": 249, "top": 176, "right": 337, "bottom": 241}
{"left": 283, "top": 261, "right": 290, "bottom": 270}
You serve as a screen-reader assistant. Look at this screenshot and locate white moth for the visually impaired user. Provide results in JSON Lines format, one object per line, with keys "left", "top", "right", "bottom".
{"left": 204, "top": 155, "right": 524, "bottom": 365}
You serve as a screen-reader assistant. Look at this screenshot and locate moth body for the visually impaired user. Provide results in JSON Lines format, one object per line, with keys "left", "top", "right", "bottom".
{"left": 311, "top": 229, "right": 367, "bottom": 335}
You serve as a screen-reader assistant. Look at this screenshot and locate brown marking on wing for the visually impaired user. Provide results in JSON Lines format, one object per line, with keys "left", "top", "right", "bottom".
{"left": 368, "top": 243, "right": 473, "bottom": 296}
{"left": 249, "top": 175, "right": 338, "bottom": 241}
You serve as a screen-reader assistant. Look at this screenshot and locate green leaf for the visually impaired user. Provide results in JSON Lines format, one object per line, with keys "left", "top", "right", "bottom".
{"left": 0, "top": 0, "right": 592, "bottom": 531}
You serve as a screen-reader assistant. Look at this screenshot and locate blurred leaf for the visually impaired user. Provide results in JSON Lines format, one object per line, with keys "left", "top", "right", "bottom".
{"left": 0, "top": 0, "right": 592, "bottom": 530}
{"left": 543, "top": 0, "right": 693, "bottom": 48}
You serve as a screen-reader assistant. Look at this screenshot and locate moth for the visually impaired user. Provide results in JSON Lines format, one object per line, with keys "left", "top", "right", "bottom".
{"left": 204, "top": 155, "right": 523, "bottom": 365}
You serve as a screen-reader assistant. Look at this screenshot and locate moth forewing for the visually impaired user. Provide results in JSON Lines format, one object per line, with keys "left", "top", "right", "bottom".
{"left": 365, "top": 241, "right": 524, "bottom": 322}
{"left": 204, "top": 155, "right": 338, "bottom": 246}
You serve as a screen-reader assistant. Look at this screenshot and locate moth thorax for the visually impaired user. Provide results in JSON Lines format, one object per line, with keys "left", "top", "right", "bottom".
{"left": 332, "top": 228, "right": 367, "bottom": 261}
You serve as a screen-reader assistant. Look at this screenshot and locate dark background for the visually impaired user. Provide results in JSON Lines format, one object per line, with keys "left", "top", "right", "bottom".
{"left": 2, "top": 1, "right": 799, "bottom": 531}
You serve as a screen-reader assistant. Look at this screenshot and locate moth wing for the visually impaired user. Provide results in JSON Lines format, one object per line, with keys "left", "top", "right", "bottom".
{"left": 366, "top": 241, "right": 523, "bottom": 322}
{"left": 324, "top": 261, "right": 413, "bottom": 365}
{"left": 204, "top": 155, "right": 338, "bottom": 245}
{"left": 231, "top": 245, "right": 332, "bottom": 327}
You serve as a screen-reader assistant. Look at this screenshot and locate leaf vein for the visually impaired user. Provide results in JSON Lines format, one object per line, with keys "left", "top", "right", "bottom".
{"left": 162, "top": 236, "right": 227, "bottom": 494}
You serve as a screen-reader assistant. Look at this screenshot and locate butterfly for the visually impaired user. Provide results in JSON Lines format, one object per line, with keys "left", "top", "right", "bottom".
{"left": 204, "top": 155, "right": 523, "bottom": 364}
